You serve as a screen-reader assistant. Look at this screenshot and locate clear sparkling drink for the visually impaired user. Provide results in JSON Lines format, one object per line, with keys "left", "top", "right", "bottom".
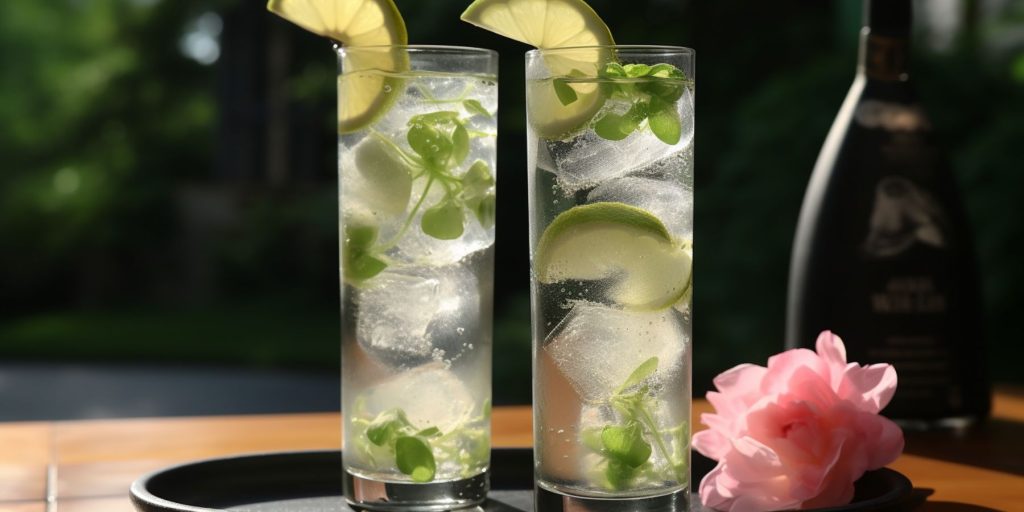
{"left": 526, "top": 46, "right": 694, "bottom": 510}
{"left": 339, "top": 46, "right": 497, "bottom": 511}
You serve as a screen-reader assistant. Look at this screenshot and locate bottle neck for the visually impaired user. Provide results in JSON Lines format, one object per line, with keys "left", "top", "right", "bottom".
{"left": 858, "top": 30, "right": 910, "bottom": 82}
{"left": 857, "top": 0, "right": 912, "bottom": 82}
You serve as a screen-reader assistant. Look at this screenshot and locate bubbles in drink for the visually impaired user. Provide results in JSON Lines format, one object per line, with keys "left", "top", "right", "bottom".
{"left": 538, "top": 87, "right": 693, "bottom": 194}
{"left": 543, "top": 301, "right": 688, "bottom": 403}
{"left": 355, "top": 262, "right": 481, "bottom": 368}
{"left": 588, "top": 176, "right": 693, "bottom": 239}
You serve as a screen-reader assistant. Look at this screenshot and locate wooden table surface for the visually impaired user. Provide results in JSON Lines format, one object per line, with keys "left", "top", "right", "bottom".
{"left": 1, "top": 390, "right": 1022, "bottom": 512}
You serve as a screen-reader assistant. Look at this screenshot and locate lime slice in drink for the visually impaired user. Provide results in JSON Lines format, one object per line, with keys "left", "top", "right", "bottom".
{"left": 461, "top": 0, "right": 614, "bottom": 138}
{"left": 535, "top": 202, "right": 692, "bottom": 310}
{"left": 267, "top": 0, "right": 408, "bottom": 132}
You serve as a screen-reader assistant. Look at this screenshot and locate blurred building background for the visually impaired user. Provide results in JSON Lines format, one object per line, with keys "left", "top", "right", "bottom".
{"left": 0, "top": 0, "right": 1021, "bottom": 419}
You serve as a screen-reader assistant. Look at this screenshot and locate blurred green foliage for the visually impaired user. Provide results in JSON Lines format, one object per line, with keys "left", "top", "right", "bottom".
{"left": 0, "top": 0, "right": 1021, "bottom": 403}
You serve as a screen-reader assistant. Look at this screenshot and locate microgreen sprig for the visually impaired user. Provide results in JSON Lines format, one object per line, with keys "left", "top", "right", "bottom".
{"left": 583, "top": 357, "right": 688, "bottom": 489}
{"left": 363, "top": 408, "right": 439, "bottom": 482}
{"left": 342, "top": 101, "right": 496, "bottom": 284}
{"left": 353, "top": 399, "right": 492, "bottom": 482}
{"left": 595, "top": 62, "right": 687, "bottom": 145}
{"left": 552, "top": 62, "right": 688, "bottom": 145}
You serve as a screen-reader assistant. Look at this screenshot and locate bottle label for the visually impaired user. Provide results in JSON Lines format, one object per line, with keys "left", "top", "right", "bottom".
{"left": 854, "top": 100, "right": 931, "bottom": 132}
{"left": 870, "top": 276, "right": 948, "bottom": 315}
{"left": 863, "top": 176, "right": 947, "bottom": 258}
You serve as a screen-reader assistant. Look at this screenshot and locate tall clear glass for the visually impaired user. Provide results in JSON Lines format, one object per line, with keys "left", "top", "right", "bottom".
{"left": 526, "top": 46, "right": 694, "bottom": 511}
{"left": 339, "top": 46, "right": 497, "bottom": 511}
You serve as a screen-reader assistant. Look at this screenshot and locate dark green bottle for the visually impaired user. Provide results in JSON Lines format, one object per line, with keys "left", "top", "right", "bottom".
{"left": 786, "top": 0, "right": 990, "bottom": 428}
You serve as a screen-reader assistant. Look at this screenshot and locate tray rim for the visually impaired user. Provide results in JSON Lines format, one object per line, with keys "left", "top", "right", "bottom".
{"left": 130, "top": 448, "right": 912, "bottom": 512}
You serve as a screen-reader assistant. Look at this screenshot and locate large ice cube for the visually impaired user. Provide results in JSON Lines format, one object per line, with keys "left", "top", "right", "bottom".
{"left": 356, "top": 264, "right": 480, "bottom": 368}
{"left": 544, "top": 302, "right": 688, "bottom": 402}
{"left": 543, "top": 89, "right": 694, "bottom": 194}
{"left": 341, "top": 146, "right": 496, "bottom": 267}
{"left": 360, "top": 362, "right": 475, "bottom": 432}
{"left": 588, "top": 176, "right": 693, "bottom": 239}
{"left": 339, "top": 137, "right": 414, "bottom": 226}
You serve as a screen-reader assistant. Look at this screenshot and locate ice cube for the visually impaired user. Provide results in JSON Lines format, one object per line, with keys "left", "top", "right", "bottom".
{"left": 373, "top": 75, "right": 492, "bottom": 138}
{"left": 543, "top": 89, "right": 694, "bottom": 194}
{"left": 341, "top": 147, "right": 496, "bottom": 268}
{"left": 544, "top": 302, "right": 688, "bottom": 402}
{"left": 360, "top": 362, "right": 475, "bottom": 432}
{"left": 588, "top": 176, "right": 693, "bottom": 239}
{"left": 532, "top": 134, "right": 557, "bottom": 174}
{"left": 339, "top": 137, "right": 414, "bottom": 226}
{"left": 355, "top": 264, "right": 481, "bottom": 368}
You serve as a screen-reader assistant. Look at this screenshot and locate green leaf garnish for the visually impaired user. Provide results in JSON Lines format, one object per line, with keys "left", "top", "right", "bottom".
{"left": 648, "top": 98, "right": 681, "bottom": 145}
{"left": 581, "top": 357, "right": 688, "bottom": 491}
{"left": 593, "top": 112, "right": 630, "bottom": 141}
{"left": 395, "top": 436, "right": 437, "bottom": 482}
{"left": 606, "top": 458, "right": 640, "bottom": 490}
{"left": 615, "top": 357, "right": 659, "bottom": 394}
{"left": 459, "top": 160, "right": 495, "bottom": 229}
{"left": 601, "top": 422, "right": 652, "bottom": 468}
{"left": 592, "top": 61, "right": 689, "bottom": 145}
{"left": 408, "top": 122, "right": 453, "bottom": 167}
{"left": 594, "top": 101, "right": 647, "bottom": 141}
{"left": 366, "top": 409, "right": 407, "bottom": 446}
{"left": 463, "top": 99, "right": 491, "bottom": 118}
{"left": 451, "top": 123, "right": 470, "bottom": 166}
{"left": 473, "top": 194, "right": 496, "bottom": 229}
{"left": 349, "top": 254, "right": 388, "bottom": 282}
{"left": 462, "top": 160, "right": 494, "bottom": 195}
{"left": 623, "top": 63, "right": 652, "bottom": 77}
{"left": 421, "top": 200, "right": 465, "bottom": 240}
{"left": 347, "top": 103, "right": 496, "bottom": 279}
{"left": 343, "top": 224, "right": 387, "bottom": 282}
{"left": 356, "top": 403, "right": 489, "bottom": 483}
{"left": 603, "top": 62, "right": 626, "bottom": 78}
{"left": 346, "top": 224, "right": 377, "bottom": 249}
{"left": 648, "top": 63, "right": 681, "bottom": 78}
{"left": 552, "top": 78, "right": 579, "bottom": 106}
{"left": 416, "top": 426, "right": 441, "bottom": 437}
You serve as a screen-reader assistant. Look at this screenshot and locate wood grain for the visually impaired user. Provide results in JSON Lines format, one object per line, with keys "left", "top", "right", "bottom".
{"left": 0, "top": 503, "right": 46, "bottom": 512}
{"left": 0, "top": 390, "right": 1020, "bottom": 510}
{"left": 53, "top": 413, "right": 340, "bottom": 465}
{"left": 0, "top": 465, "right": 47, "bottom": 502}
{"left": 55, "top": 496, "right": 135, "bottom": 512}
{"left": 0, "top": 422, "right": 50, "bottom": 465}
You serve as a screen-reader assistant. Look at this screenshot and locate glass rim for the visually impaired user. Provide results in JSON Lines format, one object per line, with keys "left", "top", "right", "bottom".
{"left": 335, "top": 44, "right": 497, "bottom": 58}
{"left": 527, "top": 44, "right": 694, "bottom": 57}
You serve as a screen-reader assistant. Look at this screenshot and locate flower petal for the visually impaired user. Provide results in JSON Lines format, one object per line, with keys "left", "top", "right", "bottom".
{"left": 724, "top": 436, "right": 785, "bottom": 482}
{"left": 862, "top": 415, "right": 905, "bottom": 468}
{"left": 815, "top": 331, "right": 849, "bottom": 389}
{"left": 840, "top": 363, "right": 898, "bottom": 413}
{"left": 763, "top": 349, "right": 828, "bottom": 395}
{"left": 693, "top": 426, "right": 731, "bottom": 461}
{"left": 815, "top": 330, "right": 847, "bottom": 366}
{"left": 699, "top": 464, "right": 733, "bottom": 509}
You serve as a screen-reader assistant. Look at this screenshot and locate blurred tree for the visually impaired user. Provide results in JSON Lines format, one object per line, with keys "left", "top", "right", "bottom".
{"left": 0, "top": 0, "right": 1020, "bottom": 399}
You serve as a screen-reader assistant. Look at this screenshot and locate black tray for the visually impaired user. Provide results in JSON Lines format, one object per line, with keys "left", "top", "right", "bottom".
{"left": 130, "top": 448, "right": 911, "bottom": 511}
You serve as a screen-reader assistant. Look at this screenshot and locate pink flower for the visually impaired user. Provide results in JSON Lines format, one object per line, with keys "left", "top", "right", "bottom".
{"left": 693, "top": 331, "right": 904, "bottom": 511}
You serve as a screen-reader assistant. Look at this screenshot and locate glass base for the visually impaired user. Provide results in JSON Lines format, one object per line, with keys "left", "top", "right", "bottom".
{"left": 535, "top": 482, "right": 689, "bottom": 512}
{"left": 344, "top": 470, "right": 488, "bottom": 511}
